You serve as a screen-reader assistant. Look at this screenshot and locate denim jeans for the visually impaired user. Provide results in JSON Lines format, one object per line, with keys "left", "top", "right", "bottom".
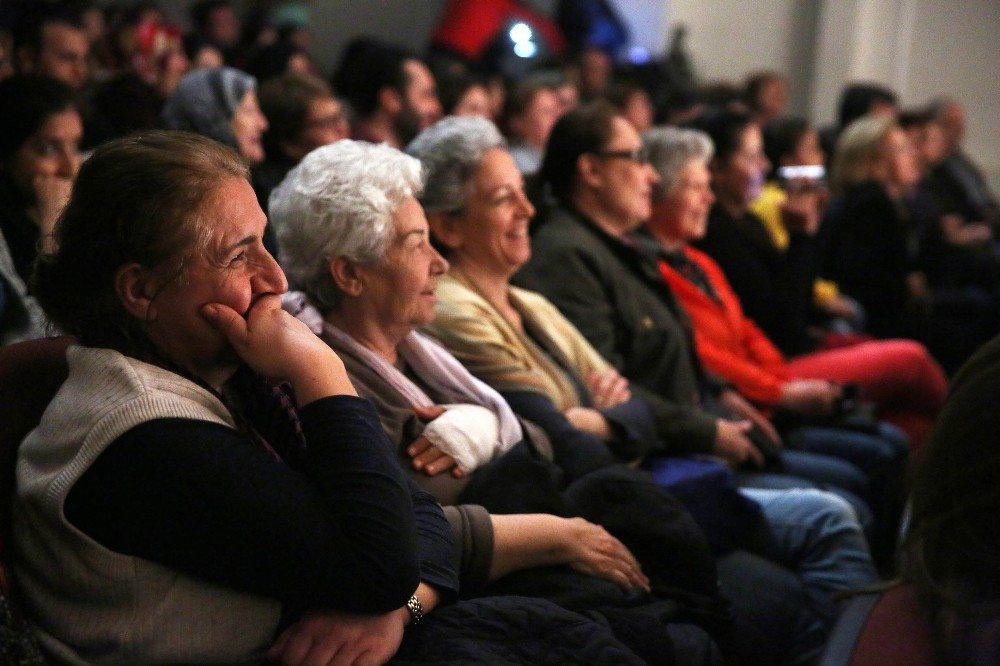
{"left": 738, "top": 487, "right": 879, "bottom": 663}
{"left": 737, "top": 449, "right": 875, "bottom": 537}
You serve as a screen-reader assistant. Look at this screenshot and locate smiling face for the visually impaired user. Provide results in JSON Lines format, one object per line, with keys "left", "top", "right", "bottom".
{"left": 438, "top": 147, "right": 535, "bottom": 280}
{"left": 354, "top": 197, "right": 449, "bottom": 339}
{"left": 712, "top": 123, "right": 769, "bottom": 212}
{"left": 143, "top": 177, "right": 287, "bottom": 379}
{"left": 650, "top": 159, "right": 715, "bottom": 245}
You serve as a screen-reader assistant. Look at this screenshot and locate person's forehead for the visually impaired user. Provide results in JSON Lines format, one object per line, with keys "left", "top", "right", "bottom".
{"left": 42, "top": 23, "right": 88, "bottom": 49}
{"left": 37, "top": 109, "right": 83, "bottom": 138}
{"left": 404, "top": 60, "right": 433, "bottom": 87}
{"left": 307, "top": 95, "right": 340, "bottom": 117}
{"left": 607, "top": 117, "right": 641, "bottom": 148}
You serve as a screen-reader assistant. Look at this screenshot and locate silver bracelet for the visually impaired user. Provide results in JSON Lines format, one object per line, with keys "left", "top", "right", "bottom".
{"left": 405, "top": 594, "right": 424, "bottom": 625}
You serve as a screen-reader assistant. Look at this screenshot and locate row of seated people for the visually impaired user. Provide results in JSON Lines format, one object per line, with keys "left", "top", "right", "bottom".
{"left": 2, "top": 107, "right": 994, "bottom": 662}
{"left": 4, "top": 59, "right": 997, "bottom": 378}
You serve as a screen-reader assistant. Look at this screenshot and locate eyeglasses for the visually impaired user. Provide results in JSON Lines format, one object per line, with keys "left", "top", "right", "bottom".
{"left": 591, "top": 147, "right": 651, "bottom": 164}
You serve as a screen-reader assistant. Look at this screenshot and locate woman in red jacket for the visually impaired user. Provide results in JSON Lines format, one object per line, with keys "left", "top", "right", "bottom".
{"left": 641, "top": 125, "right": 947, "bottom": 451}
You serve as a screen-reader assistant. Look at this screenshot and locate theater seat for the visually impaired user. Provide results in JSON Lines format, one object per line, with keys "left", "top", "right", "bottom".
{"left": 0, "top": 336, "right": 72, "bottom": 663}
{"left": 819, "top": 584, "right": 935, "bottom": 665}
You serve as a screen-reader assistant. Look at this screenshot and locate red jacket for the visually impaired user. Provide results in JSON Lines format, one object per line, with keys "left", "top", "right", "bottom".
{"left": 658, "top": 246, "right": 791, "bottom": 404}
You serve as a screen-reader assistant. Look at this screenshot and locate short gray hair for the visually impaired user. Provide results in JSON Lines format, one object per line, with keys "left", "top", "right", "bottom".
{"left": 270, "top": 139, "right": 424, "bottom": 311}
{"left": 406, "top": 116, "right": 506, "bottom": 214}
{"left": 643, "top": 126, "right": 714, "bottom": 197}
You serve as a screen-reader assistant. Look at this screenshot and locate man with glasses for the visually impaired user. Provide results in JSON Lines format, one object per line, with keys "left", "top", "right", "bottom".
{"left": 254, "top": 72, "right": 350, "bottom": 255}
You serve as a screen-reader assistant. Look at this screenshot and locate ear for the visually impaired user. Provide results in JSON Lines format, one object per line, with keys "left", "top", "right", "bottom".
{"left": 378, "top": 86, "right": 403, "bottom": 116}
{"left": 427, "top": 211, "right": 462, "bottom": 252}
{"left": 114, "top": 262, "right": 157, "bottom": 322}
{"left": 577, "top": 152, "right": 603, "bottom": 189}
{"left": 328, "top": 256, "right": 365, "bottom": 297}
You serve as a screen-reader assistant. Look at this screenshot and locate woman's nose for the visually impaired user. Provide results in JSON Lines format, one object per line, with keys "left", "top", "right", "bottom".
{"left": 57, "top": 147, "right": 80, "bottom": 179}
{"left": 430, "top": 245, "right": 449, "bottom": 275}
{"left": 255, "top": 250, "right": 289, "bottom": 294}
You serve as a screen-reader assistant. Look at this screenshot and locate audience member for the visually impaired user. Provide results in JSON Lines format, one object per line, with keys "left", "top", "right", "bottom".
{"left": 904, "top": 333, "right": 1000, "bottom": 663}
{"left": 647, "top": 126, "right": 945, "bottom": 451}
{"left": 692, "top": 110, "right": 824, "bottom": 356}
{"left": 435, "top": 69, "right": 492, "bottom": 119}
{"left": 332, "top": 38, "right": 441, "bottom": 149}
{"left": 824, "top": 116, "right": 997, "bottom": 371}
{"left": 743, "top": 71, "right": 788, "bottom": 128}
{"left": 751, "top": 116, "right": 864, "bottom": 330}
{"left": 0, "top": 74, "right": 82, "bottom": 284}
{"left": 162, "top": 66, "right": 268, "bottom": 167}
{"left": 254, "top": 72, "right": 348, "bottom": 216}
{"left": 185, "top": 0, "right": 241, "bottom": 68}
{"left": 607, "top": 79, "right": 655, "bottom": 133}
{"left": 504, "top": 74, "right": 562, "bottom": 175}
{"left": 244, "top": 38, "right": 314, "bottom": 84}
{"left": 84, "top": 17, "right": 190, "bottom": 147}
{"left": 820, "top": 82, "right": 898, "bottom": 161}
{"left": 13, "top": 6, "right": 89, "bottom": 91}
{"left": 925, "top": 97, "right": 998, "bottom": 225}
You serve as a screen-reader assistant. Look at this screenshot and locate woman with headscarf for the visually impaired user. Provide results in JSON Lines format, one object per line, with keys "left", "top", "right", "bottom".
{"left": 162, "top": 65, "right": 268, "bottom": 166}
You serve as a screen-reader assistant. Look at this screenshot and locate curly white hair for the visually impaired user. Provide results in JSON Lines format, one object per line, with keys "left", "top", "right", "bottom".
{"left": 270, "top": 139, "right": 424, "bottom": 311}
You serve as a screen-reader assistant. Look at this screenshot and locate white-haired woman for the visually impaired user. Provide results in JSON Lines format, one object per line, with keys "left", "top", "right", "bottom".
{"left": 270, "top": 138, "right": 748, "bottom": 665}
{"left": 406, "top": 115, "right": 881, "bottom": 665}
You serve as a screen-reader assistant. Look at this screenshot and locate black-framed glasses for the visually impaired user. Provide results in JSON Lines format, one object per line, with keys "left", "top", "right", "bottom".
{"left": 591, "top": 147, "right": 651, "bottom": 164}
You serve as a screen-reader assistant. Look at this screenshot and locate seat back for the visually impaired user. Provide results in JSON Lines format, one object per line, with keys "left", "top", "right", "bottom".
{"left": 820, "top": 584, "right": 936, "bottom": 666}
{"left": 0, "top": 338, "right": 72, "bottom": 565}
{"left": 0, "top": 336, "right": 71, "bottom": 664}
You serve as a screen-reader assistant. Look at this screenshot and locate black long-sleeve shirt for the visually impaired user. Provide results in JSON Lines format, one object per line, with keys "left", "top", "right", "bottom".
{"left": 64, "top": 395, "right": 458, "bottom": 623}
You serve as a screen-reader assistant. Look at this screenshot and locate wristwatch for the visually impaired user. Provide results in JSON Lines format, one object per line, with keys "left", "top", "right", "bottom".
{"left": 405, "top": 594, "right": 424, "bottom": 625}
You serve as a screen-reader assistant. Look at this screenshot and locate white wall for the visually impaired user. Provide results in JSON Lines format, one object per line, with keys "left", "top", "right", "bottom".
{"left": 668, "top": 0, "right": 998, "bottom": 189}
{"left": 900, "top": 0, "right": 1000, "bottom": 189}
{"left": 665, "top": 0, "right": 821, "bottom": 114}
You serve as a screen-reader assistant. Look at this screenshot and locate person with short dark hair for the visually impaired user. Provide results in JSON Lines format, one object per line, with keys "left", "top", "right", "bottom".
{"left": 819, "top": 82, "right": 899, "bottom": 162}
{"left": 13, "top": 6, "right": 90, "bottom": 90}
{"left": 185, "top": 0, "right": 241, "bottom": 67}
{"left": 504, "top": 74, "right": 564, "bottom": 175}
{"left": 743, "top": 71, "right": 788, "bottom": 128}
{"left": 332, "top": 38, "right": 442, "bottom": 149}
{"left": 254, "top": 72, "right": 349, "bottom": 217}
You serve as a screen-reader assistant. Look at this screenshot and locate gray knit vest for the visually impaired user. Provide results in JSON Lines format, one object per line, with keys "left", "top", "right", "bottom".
{"left": 13, "top": 346, "right": 281, "bottom": 663}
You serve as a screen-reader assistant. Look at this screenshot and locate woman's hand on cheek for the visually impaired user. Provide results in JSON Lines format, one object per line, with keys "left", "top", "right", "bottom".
{"left": 201, "top": 295, "right": 357, "bottom": 402}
